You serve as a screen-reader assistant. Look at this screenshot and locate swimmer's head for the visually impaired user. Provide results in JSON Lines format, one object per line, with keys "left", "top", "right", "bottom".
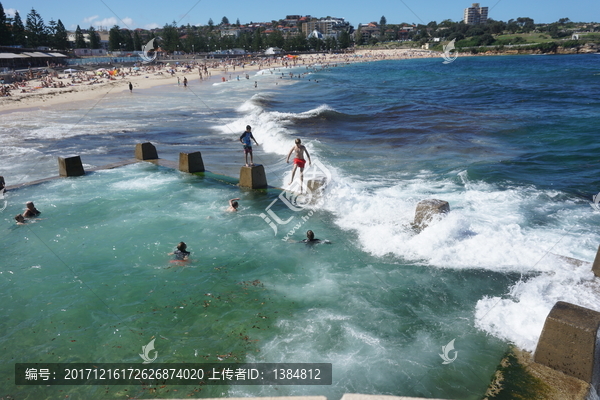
{"left": 295, "top": 138, "right": 301, "bottom": 145}
{"left": 246, "top": 125, "right": 251, "bottom": 131}
{"left": 177, "top": 242, "right": 187, "bottom": 251}
{"left": 232, "top": 201, "right": 239, "bottom": 209}
{"left": 15, "top": 214, "right": 24, "bottom": 223}
{"left": 306, "top": 230, "right": 314, "bottom": 240}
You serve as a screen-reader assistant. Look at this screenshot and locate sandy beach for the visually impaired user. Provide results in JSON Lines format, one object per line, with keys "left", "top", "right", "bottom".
{"left": 0, "top": 49, "right": 439, "bottom": 113}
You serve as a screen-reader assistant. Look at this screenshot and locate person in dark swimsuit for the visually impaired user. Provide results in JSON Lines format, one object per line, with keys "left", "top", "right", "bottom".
{"left": 169, "top": 242, "right": 190, "bottom": 261}
{"left": 300, "top": 230, "right": 331, "bottom": 244}
{"left": 23, "top": 201, "right": 40, "bottom": 218}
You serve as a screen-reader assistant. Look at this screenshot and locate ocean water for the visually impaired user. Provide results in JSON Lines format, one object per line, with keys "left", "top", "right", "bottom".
{"left": 1, "top": 54, "right": 600, "bottom": 399}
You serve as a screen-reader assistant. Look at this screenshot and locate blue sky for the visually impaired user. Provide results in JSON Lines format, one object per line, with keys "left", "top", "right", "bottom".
{"left": 3, "top": 0, "right": 598, "bottom": 31}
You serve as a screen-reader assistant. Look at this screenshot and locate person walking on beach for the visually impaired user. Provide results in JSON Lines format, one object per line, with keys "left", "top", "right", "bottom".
{"left": 286, "top": 138, "right": 312, "bottom": 191}
{"left": 239, "top": 125, "right": 259, "bottom": 166}
{"left": 128, "top": 82, "right": 133, "bottom": 92}
{"left": 0, "top": 175, "right": 5, "bottom": 192}
{"left": 183, "top": 77, "right": 187, "bottom": 87}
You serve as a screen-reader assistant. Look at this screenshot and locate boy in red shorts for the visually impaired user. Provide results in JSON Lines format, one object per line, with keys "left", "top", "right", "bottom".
{"left": 286, "top": 138, "right": 312, "bottom": 192}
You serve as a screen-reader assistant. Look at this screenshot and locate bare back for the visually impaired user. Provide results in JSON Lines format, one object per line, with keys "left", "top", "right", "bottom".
{"left": 293, "top": 144, "right": 307, "bottom": 160}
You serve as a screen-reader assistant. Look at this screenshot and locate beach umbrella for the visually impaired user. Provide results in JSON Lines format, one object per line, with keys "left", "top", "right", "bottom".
{"left": 132, "top": 67, "right": 140, "bottom": 71}
{"left": 64, "top": 68, "right": 77, "bottom": 73}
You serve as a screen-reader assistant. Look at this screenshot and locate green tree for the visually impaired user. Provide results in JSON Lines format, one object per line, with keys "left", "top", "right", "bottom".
{"left": 161, "top": 22, "right": 180, "bottom": 52}
{"left": 475, "top": 33, "right": 495, "bottom": 46}
{"left": 221, "top": 16, "right": 229, "bottom": 25}
{"left": 88, "top": 25, "right": 100, "bottom": 49}
{"left": 47, "top": 18, "right": 57, "bottom": 44}
{"left": 121, "top": 29, "right": 134, "bottom": 51}
{"left": 133, "top": 30, "right": 142, "bottom": 51}
{"left": 12, "top": 11, "right": 26, "bottom": 47}
{"left": 75, "top": 25, "right": 86, "bottom": 48}
{"left": 339, "top": 30, "right": 350, "bottom": 48}
{"left": 488, "top": 19, "right": 506, "bottom": 35}
{"left": 266, "top": 29, "right": 284, "bottom": 48}
{"left": 208, "top": 18, "right": 214, "bottom": 30}
{"left": 108, "top": 25, "right": 121, "bottom": 51}
{"left": 324, "top": 36, "right": 337, "bottom": 50}
{"left": 506, "top": 19, "right": 519, "bottom": 34}
{"left": 0, "top": 2, "right": 12, "bottom": 45}
{"left": 251, "top": 27, "right": 264, "bottom": 51}
{"left": 25, "top": 8, "right": 47, "bottom": 48}
{"left": 516, "top": 17, "right": 535, "bottom": 33}
{"left": 236, "top": 18, "right": 240, "bottom": 26}
{"left": 54, "top": 19, "right": 68, "bottom": 50}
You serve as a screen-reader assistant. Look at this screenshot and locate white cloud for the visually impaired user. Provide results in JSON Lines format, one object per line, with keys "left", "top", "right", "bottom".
{"left": 90, "top": 16, "right": 134, "bottom": 29}
{"left": 5, "top": 8, "right": 17, "bottom": 17}
{"left": 83, "top": 15, "right": 99, "bottom": 24}
{"left": 144, "top": 22, "right": 160, "bottom": 30}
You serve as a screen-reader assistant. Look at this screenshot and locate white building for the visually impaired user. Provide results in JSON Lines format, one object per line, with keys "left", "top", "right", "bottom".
{"left": 463, "top": 3, "right": 488, "bottom": 25}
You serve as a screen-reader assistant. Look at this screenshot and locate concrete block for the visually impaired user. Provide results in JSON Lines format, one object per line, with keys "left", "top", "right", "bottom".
{"left": 534, "top": 301, "right": 600, "bottom": 387}
{"left": 591, "top": 244, "right": 600, "bottom": 278}
{"left": 239, "top": 164, "right": 267, "bottom": 189}
{"left": 412, "top": 199, "right": 450, "bottom": 231}
{"left": 58, "top": 156, "right": 85, "bottom": 177}
{"left": 179, "top": 152, "right": 205, "bottom": 173}
{"left": 135, "top": 142, "right": 158, "bottom": 160}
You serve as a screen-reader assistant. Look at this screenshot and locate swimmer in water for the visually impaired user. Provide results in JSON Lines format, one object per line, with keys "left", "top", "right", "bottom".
{"left": 169, "top": 242, "right": 190, "bottom": 261}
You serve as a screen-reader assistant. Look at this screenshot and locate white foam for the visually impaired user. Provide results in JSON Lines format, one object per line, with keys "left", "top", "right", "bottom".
{"left": 475, "top": 264, "right": 600, "bottom": 351}
{"left": 318, "top": 168, "right": 600, "bottom": 351}
{"left": 212, "top": 95, "right": 336, "bottom": 162}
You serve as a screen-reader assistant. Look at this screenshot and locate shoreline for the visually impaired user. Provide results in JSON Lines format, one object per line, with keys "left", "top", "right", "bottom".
{"left": 1, "top": 49, "right": 596, "bottom": 114}
{"left": 0, "top": 49, "right": 440, "bottom": 114}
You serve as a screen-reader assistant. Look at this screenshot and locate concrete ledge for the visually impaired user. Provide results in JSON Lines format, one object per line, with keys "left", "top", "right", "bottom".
{"left": 135, "top": 142, "right": 158, "bottom": 160}
{"left": 239, "top": 164, "right": 267, "bottom": 189}
{"left": 58, "top": 156, "right": 85, "bottom": 177}
{"left": 591, "top": 244, "right": 600, "bottom": 278}
{"left": 179, "top": 151, "right": 205, "bottom": 173}
{"left": 534, "top": 301, "right": 600, "bottom": 388}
